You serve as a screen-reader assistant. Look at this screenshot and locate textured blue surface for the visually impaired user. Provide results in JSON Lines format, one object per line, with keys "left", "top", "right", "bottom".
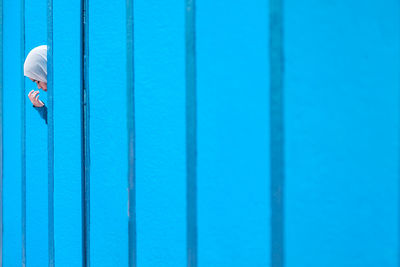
{"left": 88, "top": 0, "right": 128, "bottom": 265}
{"left": 3, "top": 0, "right": 23, "bottom": 265}
{"left": 285, "top": 1, "right": 400, "bottom": 266}
{"left": 0, "top": 0, "right": 399, "bottom": 266}
{"left": 53, "top": 0, "right": 82, "bottom": 265}
{"left": 196, "top": 0, "right": 270, "bottom": 266}
{"left": 24, "top": 0, "right": 48, "bottom": 265}
{"left": 134, "top": 0, "right": 186, "bottom": 266}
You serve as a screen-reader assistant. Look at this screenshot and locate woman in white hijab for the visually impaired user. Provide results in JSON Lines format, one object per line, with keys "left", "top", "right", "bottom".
{"left": 24, "top": 45, "right": 48, "bottom": 123}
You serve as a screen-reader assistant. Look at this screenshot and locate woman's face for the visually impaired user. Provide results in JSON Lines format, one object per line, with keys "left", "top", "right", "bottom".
{"left": 29, "top": 78, "right": 47, "bottom": 91}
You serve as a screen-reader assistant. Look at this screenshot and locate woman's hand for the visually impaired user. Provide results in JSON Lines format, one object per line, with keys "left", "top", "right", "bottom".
{"left": 28, "top": 90, "right": 44, "bottom": 107}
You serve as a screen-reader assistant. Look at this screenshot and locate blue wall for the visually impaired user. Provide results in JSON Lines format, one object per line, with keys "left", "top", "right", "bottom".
{"left": 0, "top": 0, "right": 399, "bottom": 266}
{"left": 285, "top": 1, "right": 399, "bottom": 266}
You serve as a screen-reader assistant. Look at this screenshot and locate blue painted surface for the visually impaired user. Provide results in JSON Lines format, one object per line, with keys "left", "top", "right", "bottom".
{"left": 24, "top": 0, "right": 48, "bottom": 265}
{"left": 3, "top": 0, "right": 23, "bottom": 265}
{"left": 52, "top": 0, "right": 82, "bottom": 265}
{"left": 134, "top": 0, "right": 186, "bottom": 266}
{"left": 196, "top": 0, "right": 270, "bottom": 266}
{"left": 0, "top": 0, "right": 398, "bottom": 266}
{"left": 88, "top": 0, "right": 128, "bottom": 265}
{"left": 285, "top": 1, "right": 400, "bottom": 266}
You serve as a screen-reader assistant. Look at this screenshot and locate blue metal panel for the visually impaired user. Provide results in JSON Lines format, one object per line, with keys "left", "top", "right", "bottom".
{"left": 285, "top": 1, "right": 400, "bottom": 266}
{"left": 2, "top": 0, "right": 23, "bottom": 265}
{"left": 88, "top": 0, "right": 128, "bottom": 265}
{"left": 196, "top": 0, "right": 270, "bottom": 266}
{"left": 52, "top": 0, "right": 82, "bottom": 265}
{"left": 134, "top": 0, "right": 186, "bottom": 265}
{"left": 24, "top": 0, "right": 48, "bottom": 265}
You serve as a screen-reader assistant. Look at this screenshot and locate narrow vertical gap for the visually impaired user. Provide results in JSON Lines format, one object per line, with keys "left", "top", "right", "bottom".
{"left": 269, "top": 0, "right": 285, "bottom": 266}
{"left": 185, "top": 0, "right": 197, "bottom": 266}
{"left": 398, "top": 4, "right": 400, "bottom": 267}
{"left": 0, "top": 0, "right": 3, "bottom": 264}
{"left": 80, "top": 0, "right": 90, "bottom": 265}
{"left": 46, "top": 0, "right": 54, "bottom": 265}
{"left": 20, "top": 0, "right": 26, "bottom": 264}
{"left": 126, "top": 0, "right": 136, "bottom": 265}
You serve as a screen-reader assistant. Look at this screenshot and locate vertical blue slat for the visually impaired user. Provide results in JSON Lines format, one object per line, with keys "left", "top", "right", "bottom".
{"left": 269, "top": 0, "right": 284, "bottom": 266}
{"left": 134, "top": 0, "right": 186, "bottom": 265}
{"left": 2, "top": 0, "right": 23, "bottom": 265}
{"left": 52, "top": 0, "right": 83, "bottom": 265}
{"left": 89, "top": 0, "right": 128, "bottom": 265}
{"left": 51, "top": 0, "right": 83, "bottom": 265}
{"left": 197, "top": 0, "right": 270, "bottom": 266}
{"left": 25, "top": 0, "right": 48, "bottom": 265}
{"left": 126, "top": 0, "right": 136, "bottom": 265}
{"left": 3, "top": 0, "right": 24, "bottom": 264}
{"left": 185, "top": 0, "right": 197, "bottom": 266}
{"left": 285, "top": 1, "right": 399, "bottom": 266}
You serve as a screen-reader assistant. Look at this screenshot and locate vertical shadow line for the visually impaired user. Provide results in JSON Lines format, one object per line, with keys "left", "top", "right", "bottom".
{"left": 80, "top": 0, "right": 90, "bottom": 265}
{"left": 21, "top": 0, "right": 26, "bottom": 264}
{"left": 0, "top": 0, "right": 3, "bottom": 264}
{"left": 269, "top": 0, "right": 285, "bottom": 266}
{"left": 126, "top": 0, "right": 136, "bottom": 266}
{"left": 47, "top": 0, "right": 54, "bottom": 265}
{"left": 186, "top": 0, "right": 197, "bottom": 266}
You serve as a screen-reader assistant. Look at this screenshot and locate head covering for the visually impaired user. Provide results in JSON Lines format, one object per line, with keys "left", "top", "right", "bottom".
{"left": 24, "top": 45, "right": 47, "bottom": 83}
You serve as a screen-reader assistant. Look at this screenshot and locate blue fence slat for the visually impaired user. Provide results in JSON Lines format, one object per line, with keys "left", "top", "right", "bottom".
{"left": 88, "top": 0, "right": 128, "bottom": 265}
{"left": 134, "top": 0, "right": 186, "bottom": 265}
{"left": 3, "top": 0, "right": 23, "bottom": 264}
{"left": 24, "top": 0, "right": 48, "bottom": 265}
{"left": 52, "top": 0, "right": 82, "bottom": 265}
{"left": 284, "top": 1, "right": 400, "bottom": 266}
{"left": 196, "top": 0, "right": 270, "bottom": 266}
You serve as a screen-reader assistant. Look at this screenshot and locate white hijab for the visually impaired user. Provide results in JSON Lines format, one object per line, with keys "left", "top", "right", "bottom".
{"left": 24, "top": 45, "right": 47, "bottom": 83}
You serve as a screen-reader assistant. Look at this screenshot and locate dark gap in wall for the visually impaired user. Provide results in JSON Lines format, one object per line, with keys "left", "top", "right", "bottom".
{"left": 0, "top": 0, "right": 3, "bottom": 264}
{"left": 21, "top": 0, "right": 26, "bottom": 264}
{"left": 269, "top": 0, "right": 285, "bottom": 266}
{"left": 46, "top": 0, "right": 55, "bottom": 265}
{"left": 126, "top": 0, "right": 136, "bottom": 265}
{"left": 185, "top": 0, "right": 197, "bottom": 266}
{"left": 80, "top": 0, "right": 90, "bottom": 265}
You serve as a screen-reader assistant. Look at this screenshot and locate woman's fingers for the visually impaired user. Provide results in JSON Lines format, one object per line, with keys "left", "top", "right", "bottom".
{"left": 27, "top": 90, "right": 44, "bottom": 107}
{"left": 28, "top": 90, "right": 38, "bottom": 98}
